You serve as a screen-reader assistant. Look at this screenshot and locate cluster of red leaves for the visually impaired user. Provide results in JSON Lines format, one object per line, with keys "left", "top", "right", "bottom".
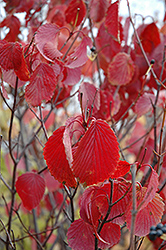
{"left": 1, "top": 0, "right": 166, "bottom": 249}
{"left": 0, "top": 0, "right": 165, "bottom": 119}
{"left": 67, "top": 167, "right": 164, "bottom": 249}
{"left": 43, "top": 117, "right": 130, "bottom": 187}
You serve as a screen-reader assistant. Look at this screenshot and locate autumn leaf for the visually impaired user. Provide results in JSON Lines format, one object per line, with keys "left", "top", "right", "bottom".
{"left": 66, "top": 35, "right": 92, "bottom": 68}
{"left": 139, "top": 164, "right": 159, "bottom": 209}
{"left": 35, "top": 23, "right": 62, "bottom": 61}
{"left": 72, "top": 119, "right": 120, "bottom": 186}
{"left": 43, "top": 126, "right": 77, "bottom": 188}
{"left": 105, "top": 0, "right": 120, "bottom": 41}
{"left": 0, "top": 41, "right": 29, "bottom": 81}
{"left": 94, "top": 180, "right": 131, "bottom": 225}
{"left": 78, "top": 82, "right": 100, "bottom": 115}
{"left": 25, "top": 62, "right": 57, "bottom": 106}
{"left": 15, "top": 172, "right": 45, "bottom": 211}
{"left": 67, "top": 218, "right": 95, "bottom": 250}
{"left": 126, "top": 187, "right": 164, "bottom": 236}
{"left": 111, "top": 160, "right": 130, "bottom": 178}
{"left": 107, "top": 52, "right": 135, "bottom": 86}
{"left": 89, "top": 0, "right": 108, "bottom": 23}
{"left": 0, "top": 14, "right": 20, "bottom": 42}
{"left": 98, "top": 222, "right": 121, "bottom": 249}
{"left": 135, "top": 92, "right": 155, "bottom": 117}
{"left": 65, "top": 0, "right": 86, "bottom": 27}
{"left": 134, "top": 22, "right": 161, "bottom": 54}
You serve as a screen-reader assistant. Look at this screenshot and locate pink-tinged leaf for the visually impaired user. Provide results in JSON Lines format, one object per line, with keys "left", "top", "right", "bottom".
{"left": 105, "top": 0, "right": 120, "bottom": 41}
{"left": 123, "top": 16, "right": 130, "bottom": 45}
{"left": 99, "top": 222, "right": 121, "bottom": 249}
{"left": 72, "top": 119, "right": 120, "bottom": 186}
{"left": 47, "top": 5, "right": 66, "bottom": 27}
{"left": 25, "top": 63, "right": 57, "bottom": 107}
{"left": 35, "top": 23, "right": 62, "bottom": 61}
{"left": 108, "top": 52, "right": 135, "bottom": 86}
{"left": 0, "top": 77, "right": 9, "bottom": 99}
{"left": 0, "top": 14, "right": 20, "bottom": 42}
{"left": 15, "top": 172, "right": 45, "bottom": 211}
{"left": 135, "top": 92, "right": 155, "bottom": 117}
{"left": 139, "top": 164, "right": 159, "bottom": 209}
{"left": 63, "top": 126, "right": 73, "bottom": 167}
{"left": 66, "top": 36, "right": 92, "bottom": 68}
{"left": 62, "top": 66, "right": 81, "bottom": 86}
{"left": 44, "top": 171, "right": 61, "bottom": 192}
{"left": 43, "top": 126, "right": 77, "bottom": 188}
{"left": 78, "top": 82, "right": 100, "bottom": 115}
{"left": 67, "top": 218, "right": 95, "bottom": 250}
{"left": 65, "top": 0, "right": 86, "bottom": 27}
{"left": 2, "top": 69, "right": 28, "bottom": 88}
{"left": 89, "top": 0, "right": 108, "bottom": 23}
{"left": 111, "top": 160, "right": 130, "bottom": 178}
{"left": 126, "top": 188, "right": 164, "bottom": 236}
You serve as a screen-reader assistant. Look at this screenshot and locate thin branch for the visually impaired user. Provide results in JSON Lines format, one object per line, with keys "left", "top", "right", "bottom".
{"left": 0, "top": 219, "right": 15, "bottom": 249}
{"left": 157, "top": 106, "right": 166, "bottom": 174}
{"left": 7, "top": 77, "right": 19, "bottom": 249}
{"left": 129, "top": 164, "right": 137, "bottom": 250}
{"left": 14, "top": 209, "right": 45, "bottom": 250}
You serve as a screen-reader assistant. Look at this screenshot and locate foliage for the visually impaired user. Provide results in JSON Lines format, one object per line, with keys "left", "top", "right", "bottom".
{"left": 0, "top": 0, "right": 166, "bottom": 249}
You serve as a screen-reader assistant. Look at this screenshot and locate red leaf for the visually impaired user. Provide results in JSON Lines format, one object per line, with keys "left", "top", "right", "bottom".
{"left": 43, "top": 126, "right": 77, "bottom": 188}
{"left": 0, "top": 14, "right": 20, "bottom": 42}
{"left": 111, "top": 160, "right": 130, "bottom": 178}
{"left": 99, "top": 222, "right": 121, "bottom": 249}
{"left": 15, "top": 172, "right": 45, "bottom": 211}
{"left": 67, "top": 218, "right": 95, "bottom": 250}
{"left": 96, "top": 23, "right": 121, "bottom": 72}
{"left": 78, "top": 82, "right": 100, "bottom": 115}
{"left": 62, "top": 66, "right": 81, "bottom": 86}
{"left": 35, "top": 23, "right": 62, "bottom": 61}
{"left": 0, "top": 41, "right": 30, "bottom": 81}
{"left": 89, "top": 0, "right": 108, "bottom": 23}
{"left": 126, "top": 188, "right": 164, "bottom": 236}
{"left": 72, "top": 119, "right": 120, "bottom": 186}
{"left": 135, "top": 92, "right": 155, "bottom": 117}
{"left": 0, "top": 41, "right": 22, "bottom": 70}
{"left": 134, "top": 23, "right": 161, "bottom": 54}
{"left": 139, "top": 164, "right": 159, "bottom": 209}
{"left": 80, "top": 186, "right": 101, "bottom": 226}
{"left": 47, "top": 5, "right": 66, "bottom": 27}
{"left": 65, "top": 0, "right": 86, "bottom": 27}
{"left": 25, "top": 63, "right": 57, "bottom": 106}
{"left": 105, "top": 0, "right": 120, "bottom": 41}
{"left": 95, "top": 180, "right": 131, "bottom": 225}
{"left": 66, "top": 36, "right": 92, "bottom": 68}
{"left": 107, "top": 52, "right": 135, "bottom": 86}
{"left": 2, "top": 69, "right": 26, "bottom": 88}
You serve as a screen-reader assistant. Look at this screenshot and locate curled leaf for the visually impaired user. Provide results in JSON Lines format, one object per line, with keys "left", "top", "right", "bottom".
{"left": 43, "top": 126, "right": 77, "bottom": 188}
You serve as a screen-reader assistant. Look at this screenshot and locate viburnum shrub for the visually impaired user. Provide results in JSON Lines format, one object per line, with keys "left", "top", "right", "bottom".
{"left": 0, "top": 0, "right": 166, "bottom": 249}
